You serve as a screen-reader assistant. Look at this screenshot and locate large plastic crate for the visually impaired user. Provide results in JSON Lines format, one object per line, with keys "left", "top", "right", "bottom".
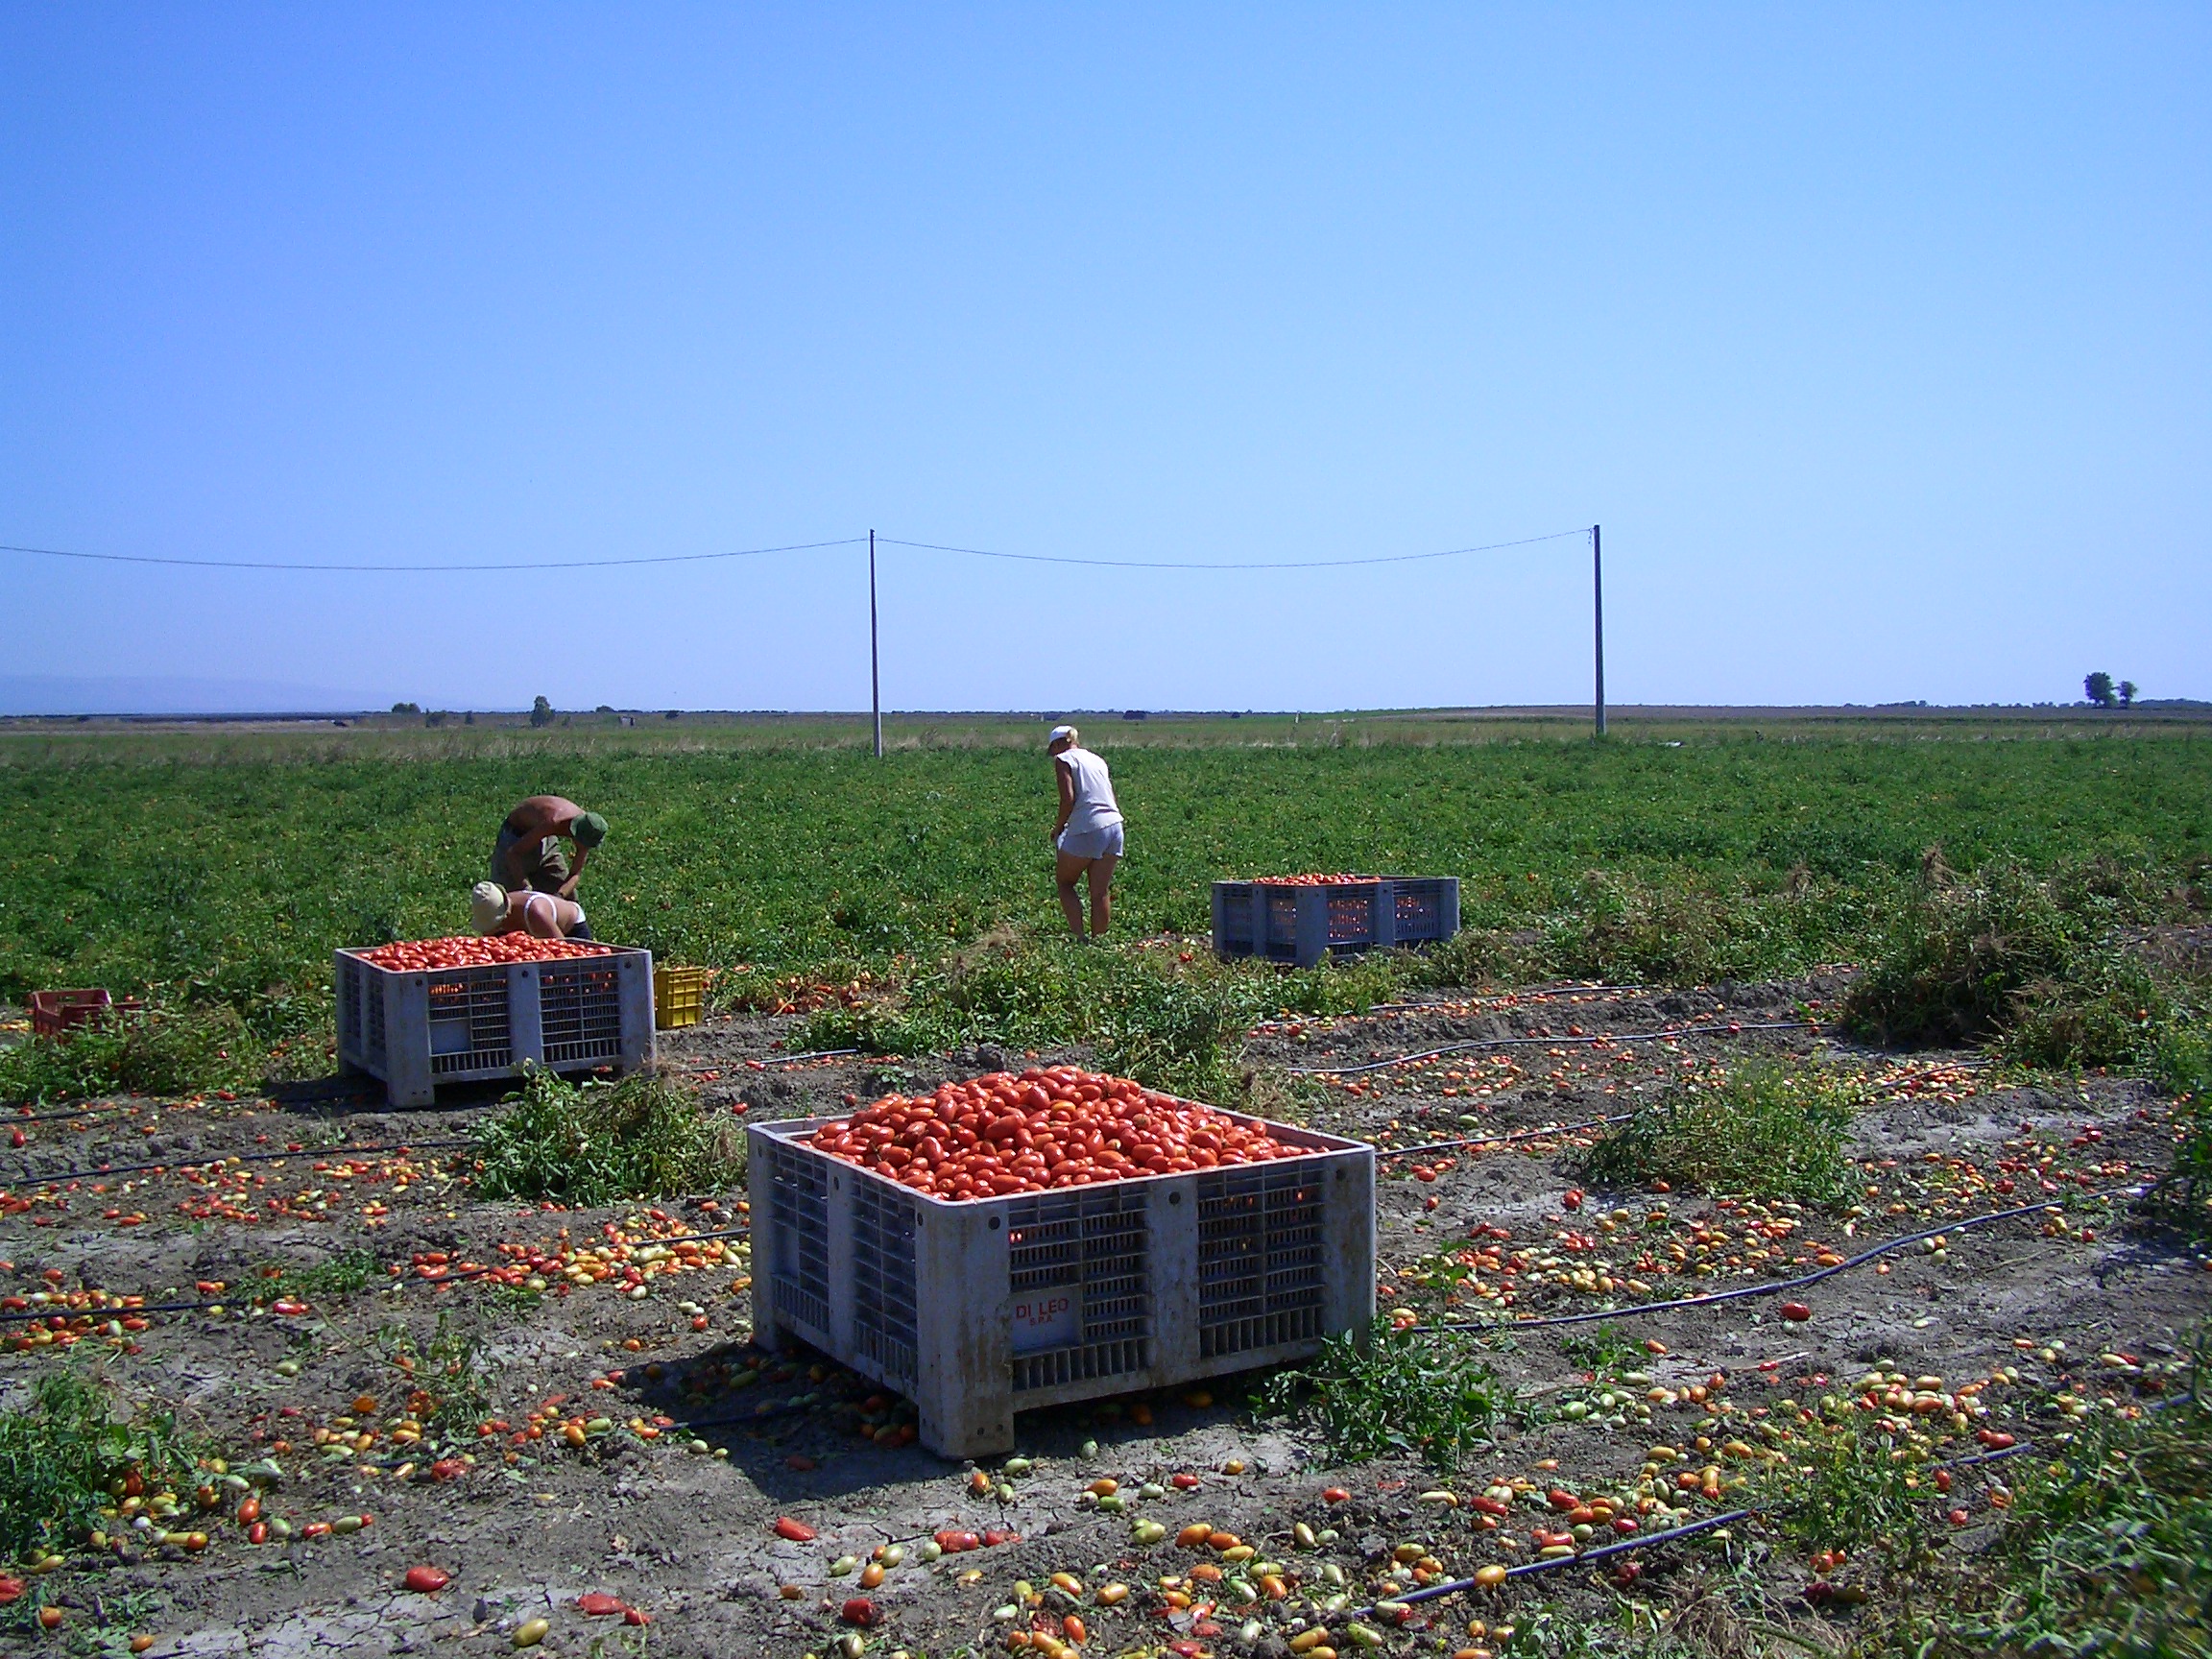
{"left": 748, "top": 1108, "right": 1375, "bottom": 1458}
{"left": 333, "top": 945, "right": 656, "bottom": 1107}
{"left": 1212, "top": 877, "right": 1460, "bottom": 968}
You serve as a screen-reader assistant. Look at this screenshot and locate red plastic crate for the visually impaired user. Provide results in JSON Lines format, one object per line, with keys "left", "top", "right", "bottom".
{"left": 28, "top": 989, "right": 144, "bottom": 1040}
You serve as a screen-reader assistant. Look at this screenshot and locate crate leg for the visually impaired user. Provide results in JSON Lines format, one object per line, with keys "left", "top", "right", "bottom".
{"left": 1321, "top": 1157, "right": 1377, "bottom": 1343}
{"left": 386, "top": 977, "right": 435, "bottom": 1107}
{"left": 511, "top": 964, "right": 544, "bottom": 1070}
{"left": 1294, "top": 888, "right": 1329, "bottom": 969}
{"left": 617, "top": 952, "right": 656, "bottom": 1075}
{"left": 913, "top": 1205, "right": 1016, "bottom": 1459}
{"left": 1150, "top": 1176, "right": 1202, "bottom": 1379}
{"left": 1440, "top": 878, "right": 1460, "bottom": 941}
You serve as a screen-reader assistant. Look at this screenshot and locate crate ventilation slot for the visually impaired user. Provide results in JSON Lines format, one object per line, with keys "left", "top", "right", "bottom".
{"left": 540, "top": 961, "right": 625, "bottom": 1066}
{"left": 851, "top": 1182, "right": 919, "bottom": 1385}
{"left": 1006, "top": 1188, "right": 1152, "bottom": 1393}
{"left": 1196, "top": 1165, "right": 1326, "bottom": 1358}
{"left": 426, "top": 968, "right": 512, "bottom": 1076}
{"left": 766, "top": 1142, "right": 832, "bottom": 1337}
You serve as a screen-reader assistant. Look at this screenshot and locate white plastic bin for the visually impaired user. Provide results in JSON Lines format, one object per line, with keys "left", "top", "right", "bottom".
{"left": 747, "top": 1107, "right": 1375, "bottom": 1458}
{"left": 333, "top": 945, "right": 656, "bottom": 1107}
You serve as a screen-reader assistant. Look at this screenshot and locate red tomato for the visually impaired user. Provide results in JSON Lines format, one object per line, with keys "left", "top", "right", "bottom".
{"left": 808, "top": 1068, "right": 1302, "bottom": 1199}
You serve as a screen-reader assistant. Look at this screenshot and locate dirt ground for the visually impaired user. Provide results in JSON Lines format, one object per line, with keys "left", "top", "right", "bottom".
{"left": 2, "top": 968, "right": 2205, "bottom": 1658}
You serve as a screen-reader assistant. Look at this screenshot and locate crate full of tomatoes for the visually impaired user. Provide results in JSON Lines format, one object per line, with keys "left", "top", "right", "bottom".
{"left": 334, "top": 935, "right": 654, "bottom": 1108}
{"left": 748, "top": 1065, "right": 1374, "bottom": 1459}
{"left": 1211, "top": 873, "right": 1459, "bottom": 968}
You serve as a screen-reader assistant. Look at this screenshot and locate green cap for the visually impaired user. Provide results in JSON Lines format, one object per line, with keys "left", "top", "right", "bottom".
{"left": 572, "top": 811, "right": 608, "bottom": 848}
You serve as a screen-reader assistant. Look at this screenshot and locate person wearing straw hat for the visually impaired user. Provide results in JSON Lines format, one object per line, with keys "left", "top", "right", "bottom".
{"left": 470, "top": 881, "right": 592, "bottom": 941}
{"left": 491, "top": 795, "right": 607, "bottom": 899}
{"left": 1046, "top": 725, "right": 1123, "bottom": 939}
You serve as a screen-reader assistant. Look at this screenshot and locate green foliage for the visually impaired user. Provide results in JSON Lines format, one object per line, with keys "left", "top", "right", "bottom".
{"left": 1255, "top": 1317, "right": 1516, "bottom": 1470}
{"left": 1926, "top": 1383, "right": 2212, "bottom": 1659}
{"left": 0, "top": 1002, "right": 266, "bottom": 1105}
{"left": 1843, "top": 854, "right": 2194, "bottom": 1068}
{"left": 2143, "top": 1022, "right": 2212, "bottom": 1238}
{"left": 1956, "top": 1404, "right": 2212, "bottom": 1657}
{"left": 1573, "top": 1059, "right": 1860, "bottom": 1204}
{"left": 797, "top": 933, "right": 1395, "bottom": 1102}
{"left": 375, "top": 1314, "right": 493, "bottom": 1438}
{"left": 468, "top": 1067, "right": 743, "bottom": 1206}
{"left": 0, "top": 1371, "right": 206, "bottom": 1564}
{"left": 251, "top": 1248, "right": 379, "bottom": 1307}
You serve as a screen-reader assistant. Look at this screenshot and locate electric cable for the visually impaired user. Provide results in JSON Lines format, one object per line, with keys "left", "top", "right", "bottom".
{"left": 868, "top": 529, "right": 1592, "bottom": 570}
{"left": 0, "top": 538, "right": 866, "bottom": 574}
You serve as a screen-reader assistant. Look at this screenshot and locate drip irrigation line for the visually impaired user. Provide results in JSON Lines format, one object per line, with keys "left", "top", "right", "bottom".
{"left": 767, "top": 1048, "right": 864, "bottom": 1066}
{"left": 1413, "top": 1194, "right": 2128, "bottom": 1335}
{"left": 6, "top": 1138, "right": 478, "bottom": 1190}
{"left": 877, "top": 528, "right": 1590, "bottom": 572}
{"left": 1374, "top": 1114, "right": 1636, "bottom": 1163}
{"left": 1353, "top": 1506, "right": 1758, "bottom": 1617}
{"left": 1363, "top": 985, "right": 1658, "bottom": 1014}
{"left": 1351, "top": 1412, "right": 2155, "bottom": 1622}
{"left": 0, "top": 537, "right": 866, "bottom": 573}
{"left": 0, "top": 1217, "right": 755, "bottom": 1326}
{"left": 1287, "top": 1022, "right": 1815, "bottom": 1076}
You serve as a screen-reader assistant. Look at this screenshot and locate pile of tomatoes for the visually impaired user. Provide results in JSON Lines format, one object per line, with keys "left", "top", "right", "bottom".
{"left": 807, "top": 1067, "right": 1306, "bottom": 1199}
{"left": 1253, "top": 874, "right": 1377, "bottom": 886}
{"left": 356, "top": 936, "right": 613, "bottom": 971}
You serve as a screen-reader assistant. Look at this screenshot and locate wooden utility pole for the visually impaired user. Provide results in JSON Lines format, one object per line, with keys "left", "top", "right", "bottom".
{"left": 870, "top": 529, "right": 883, "bottom": 758}
{"left": 1592, "top": 524, "right": 1606, "bottom": 738}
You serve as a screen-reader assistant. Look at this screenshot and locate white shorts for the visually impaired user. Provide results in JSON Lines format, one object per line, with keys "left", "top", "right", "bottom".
{"left": 1056, "top": 821, "right": 1124, "bottom": 860}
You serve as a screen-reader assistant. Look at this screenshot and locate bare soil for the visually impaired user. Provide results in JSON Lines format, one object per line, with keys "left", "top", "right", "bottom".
{"left": 3, "top": 973, "right": 2205, "bottom": 1658}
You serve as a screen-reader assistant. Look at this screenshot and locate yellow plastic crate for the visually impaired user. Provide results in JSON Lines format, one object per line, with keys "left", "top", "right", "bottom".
{"left": 653, "top": 965, "right": 711, "bottom": 1030}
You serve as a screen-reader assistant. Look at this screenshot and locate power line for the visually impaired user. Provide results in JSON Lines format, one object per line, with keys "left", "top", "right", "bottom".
{"left": 0, "top": 527, "right": 1593, "bottom": 575}
{"left": 0, "top": 538, "right": 867, "bottom": 573}
{"left": 877, "top": 528, "right": 1591, "bottom": 570}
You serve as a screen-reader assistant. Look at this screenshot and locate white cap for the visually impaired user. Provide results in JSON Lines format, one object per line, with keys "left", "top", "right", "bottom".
{"left": 469, "top": 881, "right": 508, "bottom": 934}
{"left": 1048, "top": 725, "right": 1076, "bottom": 746}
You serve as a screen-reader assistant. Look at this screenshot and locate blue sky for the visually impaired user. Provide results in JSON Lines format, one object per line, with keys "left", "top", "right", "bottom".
{"left": 3, "top": 4, "right": 2205, "bottom": 713}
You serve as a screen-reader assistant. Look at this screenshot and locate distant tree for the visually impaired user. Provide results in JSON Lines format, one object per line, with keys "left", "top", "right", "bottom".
{"left": 392, "top": 701, "right": 421, "bottom": 714}
{"left": 595, "top": 704, "right": 615, "bottom": 714}
{"left": 423, "top": 710, "right": 446, "bottom": 728}
{"left": 463, "top": 710, "right": 475, "bottom": 726}
{"left": 2118, "top": 681, "right": 2138, "bottom": 707}
{"left": 529, "top": 695, "right": 554, "bottom": 728}
{"left": 664, "top": 709, "right": 682, "bottom": 720}
{"left": 2084, "top": 671, "right": 2117, "bottom": 709}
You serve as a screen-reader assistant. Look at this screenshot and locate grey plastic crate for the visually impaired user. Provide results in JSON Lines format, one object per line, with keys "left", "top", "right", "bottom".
{"left": 748, "top": 1107, "right": 1375, "bottom": 1458}
{"left": 1212, "top": 876, "right": 1460, "bottom": 968}
{"left": 333, "top": 945, "right": 656, "bottom": 1108}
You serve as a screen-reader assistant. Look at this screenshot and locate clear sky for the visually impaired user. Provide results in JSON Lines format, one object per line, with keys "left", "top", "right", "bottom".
{"left": 3, "top": 5, "right": 2205, "bottom": 713}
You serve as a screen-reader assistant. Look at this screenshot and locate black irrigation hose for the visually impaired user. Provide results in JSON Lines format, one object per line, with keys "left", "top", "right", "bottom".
{"left": 1365, "top": 984, "right": 1658, "bottom": 1014}
{"left": 1375, "top": 1114, "right": 1636, "bottom": 1163}
{"left": 1287, "top": 1022, "right": 1816, "bottom": 1076}
{"left": 1352, "top": 1413, "right": 2141, "bottom": 1621}
{"left": 1413, "top": 1194, "right": 2125, "bottom": 1335}
{"left": 0, "top": 1217, "right": 756, "bottom": 1326}
{"left": 5, "top": 1138, "right": 479, "bottom": 1190}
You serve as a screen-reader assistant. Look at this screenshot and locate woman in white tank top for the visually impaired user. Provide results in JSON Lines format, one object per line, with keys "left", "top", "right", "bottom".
{"left": 1047, "top": 725, "right": 1123, "bottom": 938}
